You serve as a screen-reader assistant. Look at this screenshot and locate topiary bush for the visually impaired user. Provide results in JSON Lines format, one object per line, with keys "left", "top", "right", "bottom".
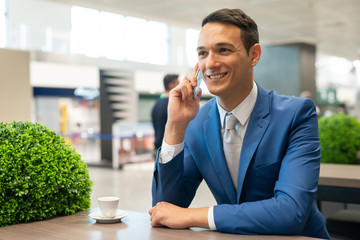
{"left": 318, "top": 114, "right": 360, "bottom": 164}
{"left": 0, "top": 121, "right": 93, "bottom": 227}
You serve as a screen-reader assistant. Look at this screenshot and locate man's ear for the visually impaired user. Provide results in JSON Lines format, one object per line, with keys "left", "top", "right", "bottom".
{"left": 250, "top": 44, "right": 261, "bottom": 67}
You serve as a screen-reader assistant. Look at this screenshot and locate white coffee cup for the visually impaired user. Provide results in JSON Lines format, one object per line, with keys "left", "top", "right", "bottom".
{"left": 98, "top": 196, "right": 120, "bottom": 218}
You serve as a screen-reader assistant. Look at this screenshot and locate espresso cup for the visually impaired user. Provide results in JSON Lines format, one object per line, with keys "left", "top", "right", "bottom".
{"left": 98, "top": 196, "right": 120, "bottom": 218}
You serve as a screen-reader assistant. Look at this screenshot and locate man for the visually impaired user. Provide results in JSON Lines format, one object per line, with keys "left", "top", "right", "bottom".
{"left": 149, "top": 8, "right": 329, "bottom": 239}
{"left": 151, "top": 74, "right": 180, "bottom": 153}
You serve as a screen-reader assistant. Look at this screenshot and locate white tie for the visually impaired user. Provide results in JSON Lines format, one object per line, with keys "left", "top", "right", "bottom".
{"left": 223, "top": 113, "right": 241, "bottom": 189}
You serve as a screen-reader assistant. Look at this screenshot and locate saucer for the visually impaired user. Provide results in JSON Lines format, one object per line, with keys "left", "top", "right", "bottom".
{"left": 89, "top": 209, "right": 128, "bottom": 223}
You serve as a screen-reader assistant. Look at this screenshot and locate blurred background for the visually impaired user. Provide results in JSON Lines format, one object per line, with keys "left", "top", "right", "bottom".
{"left": 1, "top": 0, "right": 359, "bottom": 167}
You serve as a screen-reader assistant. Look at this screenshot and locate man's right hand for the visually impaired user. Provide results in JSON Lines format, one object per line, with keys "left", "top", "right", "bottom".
{"left": 164, "top": 66, "right": 202, "bottom": 145}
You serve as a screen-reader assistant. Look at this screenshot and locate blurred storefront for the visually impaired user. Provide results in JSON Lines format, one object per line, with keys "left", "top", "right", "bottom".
{"left": 34, "top": 87, "right": 101, "bottom": 164}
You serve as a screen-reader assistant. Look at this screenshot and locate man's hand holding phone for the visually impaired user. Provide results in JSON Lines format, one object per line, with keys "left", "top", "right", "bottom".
{"left": 164, "top": 65, "right": 202, "bottom": 145}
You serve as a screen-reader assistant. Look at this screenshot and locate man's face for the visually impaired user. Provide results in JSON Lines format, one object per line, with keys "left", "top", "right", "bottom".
{"left": 197, "top": 22, "right": 257, "bottom": 101}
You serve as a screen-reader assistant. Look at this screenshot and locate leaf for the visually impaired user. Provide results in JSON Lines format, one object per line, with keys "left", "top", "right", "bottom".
{"left": 319, "top": 114, "right": 360, "bottom": 164}
{"left": 0, "top": 121, "right": 93, "bottom": 227}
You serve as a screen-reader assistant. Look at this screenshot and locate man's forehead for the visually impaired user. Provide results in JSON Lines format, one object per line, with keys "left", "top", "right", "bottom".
{"left": 200, "top": 22, "right": 241, "bottom": 39}
{"left": 198, "top": 23, "right": 242, "bottom": 48}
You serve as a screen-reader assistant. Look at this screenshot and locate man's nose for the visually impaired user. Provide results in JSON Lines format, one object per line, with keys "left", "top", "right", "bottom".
{"left": 206, "top": 52, "right": 220, "bottom": 69}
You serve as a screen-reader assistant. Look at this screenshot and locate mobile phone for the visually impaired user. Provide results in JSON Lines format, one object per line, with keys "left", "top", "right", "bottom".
{"left": 194, "top": 68, "right": 202, "bottom": 98}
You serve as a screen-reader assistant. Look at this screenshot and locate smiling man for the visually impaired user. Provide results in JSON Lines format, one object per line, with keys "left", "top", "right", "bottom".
{"left": 149, "top": 8, "right": 330, "bottom": 239}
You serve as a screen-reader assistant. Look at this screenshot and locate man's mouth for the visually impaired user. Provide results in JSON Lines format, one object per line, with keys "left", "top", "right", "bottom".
{"left": 208, "top": 73, "right": 227, "bottom": 79}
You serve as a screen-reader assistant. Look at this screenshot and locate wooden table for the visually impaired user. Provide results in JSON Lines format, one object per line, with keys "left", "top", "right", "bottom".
{"left": 317, "top": 163, "right": 360, "bottom": 205}
{"left": 0, "top": 209, "right": 322, "bottom": 240}
{"left": 319, "top": 163, "right": 360, "bottom": 188}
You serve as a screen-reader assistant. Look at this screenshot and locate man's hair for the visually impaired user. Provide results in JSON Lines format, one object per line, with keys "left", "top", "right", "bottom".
{"left": 202, "top": 8, "right": 259, "bottom": 54}
{"left": 163, "top": 74, "right": 179, "bottom": 91}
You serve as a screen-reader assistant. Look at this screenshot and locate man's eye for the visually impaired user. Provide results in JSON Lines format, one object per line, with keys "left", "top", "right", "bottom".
{"left": 219, "top": 48, "right": 231, "bottom": 53}
{"left": 198, "top": 51, "right": 207, "bottom": 56}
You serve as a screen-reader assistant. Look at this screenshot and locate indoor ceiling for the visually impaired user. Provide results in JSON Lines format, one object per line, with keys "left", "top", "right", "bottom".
{"left": 48, "top": 0, "right": 360, "bottom": 61}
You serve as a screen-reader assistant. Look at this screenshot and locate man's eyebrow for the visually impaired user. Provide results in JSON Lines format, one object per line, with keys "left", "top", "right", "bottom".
{"left": 196, "top": 46, "right": 205, "bottom": 51}
{"left": 197, "top": 42, "right": 235, "bottom": 51}
{"left": 216, "top": 42, "right": 236, "bottom": 48}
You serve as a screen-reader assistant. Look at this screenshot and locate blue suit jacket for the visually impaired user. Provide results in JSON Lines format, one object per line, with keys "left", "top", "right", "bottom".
{"left": 152, "top": 83, "right": 329, "bottom": 239}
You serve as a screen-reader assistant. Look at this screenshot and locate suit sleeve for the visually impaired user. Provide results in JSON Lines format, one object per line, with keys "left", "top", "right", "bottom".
{"left": 151, "top": 145, "right": 203, "bottom": 207}
{"left": 213, "top": 99, "right": 322, "bottom": 235}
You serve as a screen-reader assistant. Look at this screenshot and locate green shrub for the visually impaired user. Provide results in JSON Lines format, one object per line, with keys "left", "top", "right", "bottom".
{"left": 0, "top": 121, "right": 93, "bottom": 227}
{"left": 319, "top": 114, "right": 360, "bottom": 164}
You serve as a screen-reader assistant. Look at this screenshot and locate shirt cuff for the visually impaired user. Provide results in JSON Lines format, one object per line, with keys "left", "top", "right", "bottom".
{"left": 159, "top": 140, "right": 184, "bottom": 163}
{"left": 208, "top": 206, "right": 217, "bottom": 230}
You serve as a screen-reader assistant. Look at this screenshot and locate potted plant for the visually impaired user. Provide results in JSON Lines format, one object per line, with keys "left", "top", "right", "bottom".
{"left": 318, "top": 114, "right": 360, "bottom": 164}
{"left": 0, "top": 121, "right": 93, "bottom": 227}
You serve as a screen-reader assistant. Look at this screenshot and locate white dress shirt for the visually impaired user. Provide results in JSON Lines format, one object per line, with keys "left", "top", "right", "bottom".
{"left": 159, "top": 82, "right": 258, "bottom": 230}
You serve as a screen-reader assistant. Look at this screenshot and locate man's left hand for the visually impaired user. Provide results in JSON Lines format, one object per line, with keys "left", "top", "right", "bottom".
{"left": 148, "top": 202, "right": 209, "bottom": 229}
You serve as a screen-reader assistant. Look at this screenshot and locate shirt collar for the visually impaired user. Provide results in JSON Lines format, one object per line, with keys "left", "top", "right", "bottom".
{"left": 217, "top": 82, "right": 258, "bottom": 128}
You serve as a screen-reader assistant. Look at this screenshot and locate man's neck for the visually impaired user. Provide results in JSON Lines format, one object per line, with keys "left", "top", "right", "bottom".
{"left": 218, "top": 81, "right": 254, "bottom": 112}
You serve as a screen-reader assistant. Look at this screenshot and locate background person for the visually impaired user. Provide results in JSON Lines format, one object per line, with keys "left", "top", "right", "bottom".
{"left": 149, "top": 8, "right": 329, "bottom": 239}
{"left": 151, "top": 74, "right": 180, "bottom": 156}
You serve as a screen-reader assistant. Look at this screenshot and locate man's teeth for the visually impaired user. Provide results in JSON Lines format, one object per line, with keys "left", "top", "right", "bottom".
{"left": 209, "top": 73, "right": 226, "bottom": 79}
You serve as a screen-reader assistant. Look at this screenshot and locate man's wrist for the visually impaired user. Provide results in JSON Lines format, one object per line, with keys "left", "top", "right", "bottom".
{"left": 163, "top": 121, "right": 188, "bottom": 145}
{"left": 187, "top": 207, "right": 210, "bottom": 229}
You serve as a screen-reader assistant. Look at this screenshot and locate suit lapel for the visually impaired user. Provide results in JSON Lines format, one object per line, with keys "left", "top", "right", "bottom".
{"left": 236, "top": 84, "right": 271, "bottom": 202}
{"left": 204, "top": 102, "right": 237, "bottom": 203}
